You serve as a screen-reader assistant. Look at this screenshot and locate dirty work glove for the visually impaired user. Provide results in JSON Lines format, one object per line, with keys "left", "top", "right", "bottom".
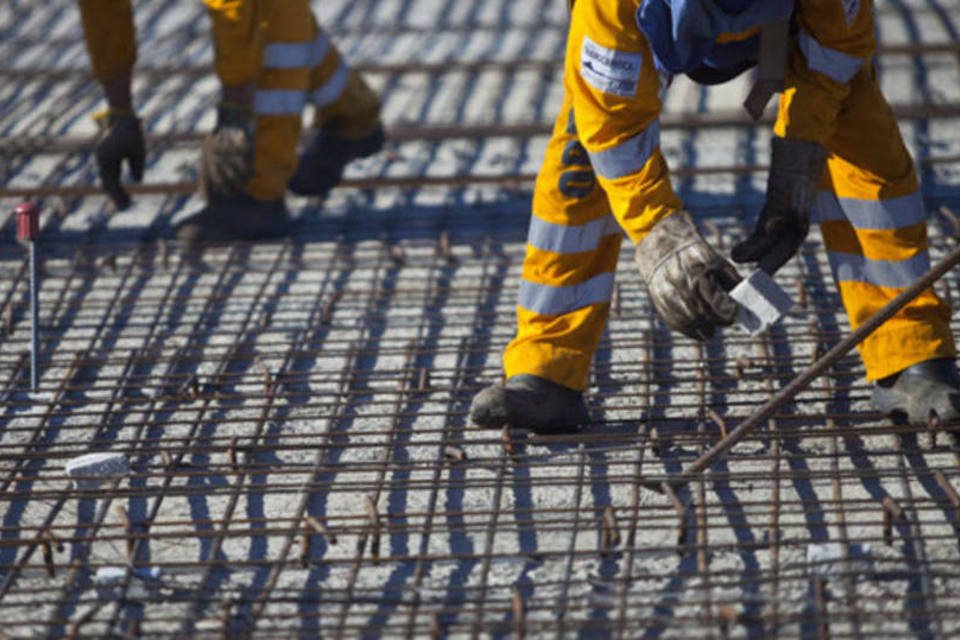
{"left": 93, "top": 109, "right": 145, "bottom": 210}
{"left": 198, "top": 102, "right": 254, "bottom": 201}
{"left": 731, "top": 137, "right": 828, "bottom": 275}
{"left": 635, "top": 211, "right": 740, "bottom": 341}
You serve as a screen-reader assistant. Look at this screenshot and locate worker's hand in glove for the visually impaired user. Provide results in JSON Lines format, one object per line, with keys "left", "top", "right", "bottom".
{"left": 93, "top": 110, "right": 145, "bottom": 211}
{"left": 635, "top": 211, "right": 740, "bottom": 341}
{"left": 731, "top": 137, "right": 828, "bottom": 274}
{"left": 199, "top": 102, "right": 255, "bottom": 201}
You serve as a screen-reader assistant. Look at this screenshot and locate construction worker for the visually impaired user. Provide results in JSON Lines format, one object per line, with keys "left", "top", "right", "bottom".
{"left": 470, "top": 0, "right": 959, "bottom": 434}
{"left": 77, "top": 0, "right": 383, "bottom": 243}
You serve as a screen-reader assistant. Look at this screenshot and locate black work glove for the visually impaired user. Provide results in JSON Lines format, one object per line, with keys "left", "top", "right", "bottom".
{"left": 93, "top": 110, "right": 145, "bottom": 210}
{"left": 635, "top": 211, "right": 740, "bottom": 341}
{"left": 198, "top": 102, "right": 255, "bottom": 202}
{"left": 731, "top": 137, "right": 828, "bottom": 274}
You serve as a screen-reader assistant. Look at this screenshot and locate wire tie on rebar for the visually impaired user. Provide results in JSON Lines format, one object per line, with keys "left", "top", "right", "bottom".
{"left": 321, "top": 290, "right": 342, "bottom": 325}
{"left": 306, "top": 515, "right": 336, "bottom": 546}
{"left": 438, "top": 230, "right": 454, "bottom": 262}
{"left": 40, "top": 527, "right": 60, "bottom": 578}
{"left": 502, "top": 426, "right": 520, "bottom": 464}
{"left": 52, "top": 197, "right": 68, "bottom": 219}
{"left": 717, "top": 605, "right": 739, "bottom": 638}
{"left": 390, "top": 244, "right": 406, "bottom": 265}
{"left": 812, "top": 575, "right": 830, "bottom": 639}
{"left": 932, "top": 470, "right": 960, "bottom": 523}
{"left": 733, "top": 357, "right": 752, "bottom": 380}
{"left": 707, "top": 409, "right": 728, "bottom": 439}
{"left": 661, "top": 481, "right": 688, "bottom": 555}
{"left": 178, "top": 373, "right": 200, "bottom": 400}
{"left": 227, "top": 437, "right": 240, "bottom": 473}
{"left": 363, "top": 494, "right": 381, "bottom": 563}
{"left": 258, "top": 308, "right": 273, "bottom": 329}
{"left": 115, "top": 504, "right": 134, "bottom": 563}
{"left": 512, "top": 587, "right": 526, "bottom": 640}
{"left": 882, "top": 496, "right": 907, "bottom": 546}
{"left": 601, "top": 505, "right": 621, "bottom": 555}
{"left": 612, "top": 283, "right": 621, "bottom": 317}
{"left": 157, "top": 238, "right": 169, "bottom": 270}
{"left": 98, "top": 253, "right": 118, "bottom": 274}
{"left": 67, "top": 603, "right": 103, "bottom": 640}
{"left": 650, "top": 427, "right": 663, "bottom": 458}
{"left": 939, "top": 206, "right": 960, "bottom": 241}
{"left": 443, "top": 445, "right": 466, "bottom": 463}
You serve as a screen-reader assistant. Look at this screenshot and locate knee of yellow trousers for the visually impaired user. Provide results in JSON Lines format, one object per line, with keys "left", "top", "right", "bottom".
{"left": 313, "top": 70, "right": 382, "bottom": 138}
{"left": 244, "top": 115, "right": 301, "bottom": 201}
{"left": 858, "top": 320, "right": 957, "bottom": 381}
{"left": 502, "top": 304, "right": 610, "bottom": 391}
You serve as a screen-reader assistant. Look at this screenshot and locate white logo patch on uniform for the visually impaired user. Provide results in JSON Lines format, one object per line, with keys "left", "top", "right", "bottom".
{"left": 580, "top": 35, "right": 642, "bottom": 98}
{"left": 843, "top": 0, "right": 860, "bottom": 25}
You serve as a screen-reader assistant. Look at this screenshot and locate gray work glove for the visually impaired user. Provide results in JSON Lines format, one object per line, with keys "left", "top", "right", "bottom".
{"left": 198, "top": 102, "right": 254, "bottom": 201}
{"left": 731, "top": 137, "right": 828, "bottom": 274}
{"left": 93, "top": 109, "right": 145, "bottom": 210}
{"left": 635, "top": 211, "right": 740, "bottom": 341}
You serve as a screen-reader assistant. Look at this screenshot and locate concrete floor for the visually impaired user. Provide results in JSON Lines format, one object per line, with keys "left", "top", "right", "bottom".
{"left": 2, "top": 0, "right": 960, "bottom": 637}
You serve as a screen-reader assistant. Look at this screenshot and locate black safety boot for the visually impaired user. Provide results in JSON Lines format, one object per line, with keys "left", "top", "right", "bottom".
{"left": 872, "top": 358, "right": 960, "bottom": 427}
{"left": 174, "top": 193, "right": 291, "bottom": 245}
{"left": 289, "top": 125, "right": 385, "bottom": 197}
{"left": 469, "top": 374, "right": 589, "bottom": 435}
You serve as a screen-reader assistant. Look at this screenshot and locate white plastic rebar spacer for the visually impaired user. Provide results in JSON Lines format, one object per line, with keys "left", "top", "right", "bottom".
{"left": 65, "top": 452, "right": 129, "bottom": 490}
{"left": 728, "top": 269, "right": 795, "bottom": 335}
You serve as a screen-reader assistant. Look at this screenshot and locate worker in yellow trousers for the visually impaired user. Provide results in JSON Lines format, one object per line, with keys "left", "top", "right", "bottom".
{"left": 76, "top": 0, "right": 383, "bottom": 243}
{"left": 471, "top": 0, "right": 958, "bottom": 434}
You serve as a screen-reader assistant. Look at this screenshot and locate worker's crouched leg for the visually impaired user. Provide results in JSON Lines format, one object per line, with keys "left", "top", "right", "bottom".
{"left": 470, "top": 375, "right": 589, "bottom": 435}
{"left": 289, "top": 70, "right": 384, "bottom": 197}
{"left": 872, "top": 359, "right": 960, "bottom": 430}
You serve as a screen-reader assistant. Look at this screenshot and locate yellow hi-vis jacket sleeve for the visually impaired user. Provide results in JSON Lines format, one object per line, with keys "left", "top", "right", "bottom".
{"left": 566, "top": 0, "right": 683, "bottom": 243}
{"left": 775, "top": 0, "right": 877, "bottom": 144}
{"left": 204, "top": 0, "right": 262, "bottom": 87}
{"left": 77, "top": 0, "right": 137, "bottom": 84}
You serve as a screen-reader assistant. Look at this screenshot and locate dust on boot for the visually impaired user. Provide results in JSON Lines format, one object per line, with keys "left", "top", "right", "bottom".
{"left": 469, "top": 374, "right": 589, "bottom": 436}
{"left": 174, "top": 193, "right": 291, "bottom": 245}
{"left": 872, "top": 358, "right": 960, "bottom": 430}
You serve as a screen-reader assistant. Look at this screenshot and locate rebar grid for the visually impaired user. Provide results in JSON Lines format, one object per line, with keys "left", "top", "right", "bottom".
{"left": 2, "top": 0, "right": 960, "bottom": 638}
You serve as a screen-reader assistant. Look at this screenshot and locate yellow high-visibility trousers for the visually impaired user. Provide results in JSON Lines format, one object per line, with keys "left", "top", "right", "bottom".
{"left": 79, "top": 0, "right": 380, "bottom": 202}
{"left": 210, "top": 0, "right": 381, "bottom": 200}
{"left": 807, "top": 64, "right": 955, "bottom": 380}
{"left": 504, "top": 0, "right": 954, "bottom": 391}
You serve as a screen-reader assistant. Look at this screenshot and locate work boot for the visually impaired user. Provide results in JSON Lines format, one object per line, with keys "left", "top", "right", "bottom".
{"left": 288, "top": 125, "right": 385, "bottom": 197}
{"left": 174, "top": 193, "right": 291, "bottom": 245}
{"left": 469, "top": 374, "right": 589, "bottom": 435}
{"left": 872, "top": 358, "right": 960, "bottom": 428}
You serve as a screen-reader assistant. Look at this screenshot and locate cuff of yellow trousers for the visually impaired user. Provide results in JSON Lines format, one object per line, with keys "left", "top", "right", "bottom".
{"left": 503, "top": 343, "right": 591, "bottom": 392}
{"left": 859, "top": 321, "right": 957, "bottom": 381}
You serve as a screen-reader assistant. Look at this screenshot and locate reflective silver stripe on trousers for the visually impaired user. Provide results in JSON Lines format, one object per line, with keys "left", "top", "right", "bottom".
{"left": 813, "top": 190, "right": 926, "bottom": 230}
{"left": 829, "top": 250, "right": 930, "bottom": 289}
{"left": 518, "top": 272, "right": 615, "bottom": 316}
{"left": 527, "top": 214, "right": 622, "bottom": 254}
{"left": 587, "top": 120, "right": 660, "bottom": 180}
{"left": 311, "top": 63, "right": 349, "bottom": 107}
{"left": 797, "top": 30, "right": 866, "bottom": 83}
{"left": 254, "top": 89, "right": 307, "bottom": 115}
{"left": 262, "top": 33, "right": 331, "bottom": 69}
